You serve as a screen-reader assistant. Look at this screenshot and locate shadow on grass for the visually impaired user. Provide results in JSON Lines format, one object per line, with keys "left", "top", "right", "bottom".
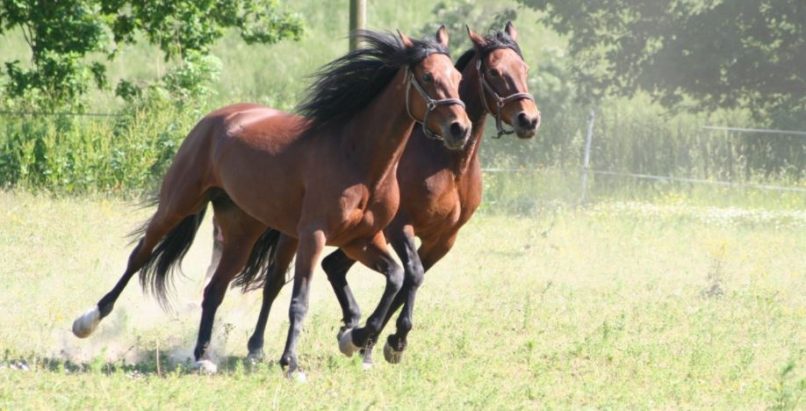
{"left": 1, "top": 350, "right": 284, "bottom": 376}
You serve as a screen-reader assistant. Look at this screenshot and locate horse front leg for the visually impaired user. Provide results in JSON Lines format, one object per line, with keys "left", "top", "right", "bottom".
{"left": 279, "top": 229, "right": 325, "bottom": 380}
{"left": 378, "top": 232, "right": 457, "bottom": 364}
{"left": 321, "top": 249, "right": 360, "bottom": 336}
{"left": 337, "top": 232, "right": 404, "bottom": 360}
{"left": 380, "top": 226, "right": 426, "bottom": 364}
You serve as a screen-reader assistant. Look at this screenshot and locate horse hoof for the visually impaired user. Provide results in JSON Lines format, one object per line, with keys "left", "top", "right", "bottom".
{"left": 361, "top": 358, "right": 374, "bottom": 370}
{"left": 360, "top": 346, "right": 375, "bottom": 369}
{"left": 336, "top": 326, "right": 348, "bottom": 342}
{"left": 194, "top": 359, "right": 218, "bottom": 374}
{"left": 286, "top": 369, "right": 307, "bottom": 383}
{"left": 383, "top": 341, "right": 403, "bottom": 364}
{"left": 246, "top": 350, "right": 264, "bottom": 365}
{"left": 72, "top": 306, "right": 101, "bottom": 338}
{"left": 338, "top": 328, "right": 359, "bottom": 357}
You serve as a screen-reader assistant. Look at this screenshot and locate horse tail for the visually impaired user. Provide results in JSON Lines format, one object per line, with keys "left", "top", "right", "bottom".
{"left": 232, "top": 228, "right": 284, "bottom": 292}
{"left": 130, "top": 200, "right": 210, "bottom": 310}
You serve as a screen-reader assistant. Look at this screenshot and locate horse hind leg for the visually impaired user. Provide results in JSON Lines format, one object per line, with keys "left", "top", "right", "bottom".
{"left": 193, "top": 204, "right": 264, "bottom": 373}
{"left": 246, "top": 234, "right": 299, "bottom": 362}
{"left": 72, "top": 188, "right": 211, "bottom": 338}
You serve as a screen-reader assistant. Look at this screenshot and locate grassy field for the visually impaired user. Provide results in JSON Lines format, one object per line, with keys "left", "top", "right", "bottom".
{"left": 0, "top": 190, "right": 804, "bottom": 409}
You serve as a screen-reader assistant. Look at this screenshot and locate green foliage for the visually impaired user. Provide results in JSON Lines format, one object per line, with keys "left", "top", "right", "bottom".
{"left": 0, "top": 0, "right": 108, "bottom": 110}
{"left": 519, "top": 0, "right": 806, "bottom": 127}
{"left": 0, "top": 104, "right": 197, "bottom": 194}
{"left": 415, "top": 0, "right": 519, "bottom": 52}
{"left": 0, "top": 0, "right": 801, "bottom": 195}
{"left": 160, "top": 52, "right": 223, "bottom": 103}
{"left": 101, "top": 0, "right": 303, "bottom": 59}
{"left": 0, "top": 0, "right": 302, "bottom": 110}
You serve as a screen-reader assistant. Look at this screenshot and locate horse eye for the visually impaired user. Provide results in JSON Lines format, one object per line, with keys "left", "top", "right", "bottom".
{"left": 423, "top": 72, "right": 433, "bottom": 83}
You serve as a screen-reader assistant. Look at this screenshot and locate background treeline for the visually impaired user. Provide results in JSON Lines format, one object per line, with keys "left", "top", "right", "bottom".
{"left": 0, "top": 0, "right": 803, "bottom": 196}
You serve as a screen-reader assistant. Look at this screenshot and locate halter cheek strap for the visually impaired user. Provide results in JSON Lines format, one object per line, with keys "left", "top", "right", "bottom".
{"left": 405, "top": 68, "right": 466, "bottom": 140}
{"left": 476, "top": 59, "right": 535, "bottom": 138}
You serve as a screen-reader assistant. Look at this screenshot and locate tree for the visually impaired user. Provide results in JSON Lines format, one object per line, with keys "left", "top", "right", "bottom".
{"left": 519, "top": 0, "right": 806, "bottom": 126}
{"left": 0, "top": 0, "right": 303, "bottom": 110}
{"left": 0, "top": 1, "right": 108, "bottom": 110}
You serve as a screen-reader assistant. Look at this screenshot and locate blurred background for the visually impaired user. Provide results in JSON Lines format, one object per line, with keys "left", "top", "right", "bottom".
{"left": 0, "top": 0, "right": 803, "bottom": 212}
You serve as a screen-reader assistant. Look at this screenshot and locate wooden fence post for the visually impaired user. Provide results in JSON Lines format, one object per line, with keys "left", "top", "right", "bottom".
{"left": 349, "top": 0, "right": 367, "bottom": 51}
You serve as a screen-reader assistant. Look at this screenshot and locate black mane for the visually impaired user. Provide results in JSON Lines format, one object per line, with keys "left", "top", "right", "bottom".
{"left": 454, "top": 30, "right": 523, "bottom": 72}
{"left": 297, "top": 30, "right": 450, "bottom": 128}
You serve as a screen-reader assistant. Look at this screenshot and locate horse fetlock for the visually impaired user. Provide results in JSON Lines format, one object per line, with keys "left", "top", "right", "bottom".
{"left": 247, "top": 335, "right": 263, "bottom": 353}
{"left": 396, "top": 316, "right": 414, "bottom": 334}
{"left": 388, "top": 334, "right": 407, "bottom": 350}
{"left": 279, "top": 353, "right": 297, "bottom": 371}
{"left": 246, "top": 349, "right": 265, "bottom": 364}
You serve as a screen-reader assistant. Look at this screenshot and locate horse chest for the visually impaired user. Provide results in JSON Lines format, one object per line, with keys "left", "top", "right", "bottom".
{"left": 334, "top": 186, "right": 398, "bottom": 238}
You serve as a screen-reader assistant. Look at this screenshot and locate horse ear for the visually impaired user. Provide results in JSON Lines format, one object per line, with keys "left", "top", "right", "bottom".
{"left": 435, "top": 25, "right": 449, "bottom": 48}
{"left": 398, "top": 30, "right": 414, "bottom": 48}
{"left": 505, "top": 21, "right": 518, "bottom": 42}
{"left": 466, "top": 25, "right": 486, "bottom": 50}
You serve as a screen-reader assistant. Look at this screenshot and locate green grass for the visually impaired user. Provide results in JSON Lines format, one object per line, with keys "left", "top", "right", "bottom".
{"left": 1, "top": 190, "right": 803, "bottom": 409}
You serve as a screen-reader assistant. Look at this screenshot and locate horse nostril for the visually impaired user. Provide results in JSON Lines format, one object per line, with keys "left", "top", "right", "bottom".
{"left": 517, "top": 112, "right": 532, "bottom": 129}
{"left": 517, "top": 112, "right": 539, "bottom": 130}
{"left": 449, "top": 122, "right": 466, "bottom": 139}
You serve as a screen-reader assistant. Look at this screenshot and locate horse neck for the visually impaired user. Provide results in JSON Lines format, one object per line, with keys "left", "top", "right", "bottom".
{"left": 452, "top": 56, "right": 488, "bottom": 177}
{"left": 341, "top": 69, "right": 414, "bottom": 188}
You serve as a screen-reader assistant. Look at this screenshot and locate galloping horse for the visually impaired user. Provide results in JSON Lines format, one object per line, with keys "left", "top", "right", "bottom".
{"left": 216, "top": 22, "right": 539, "bottom": 365}
{"left": 72, "top": 28, "right": 471, "bottom": 375}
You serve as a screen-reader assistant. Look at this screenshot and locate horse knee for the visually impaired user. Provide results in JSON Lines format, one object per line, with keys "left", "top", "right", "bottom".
{"left": 387, "top": 264, "right": 404, "bottom": 293}
{"left": 404, "top": 260, "right": 425, "bottom": 288}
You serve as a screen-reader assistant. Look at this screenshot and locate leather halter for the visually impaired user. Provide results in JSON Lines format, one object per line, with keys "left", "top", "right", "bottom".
{"left": 405, "top": 68, "right": 466, "bottom": 141}
{"left": 476, "top": 58, "right": 535, "bottom": 138}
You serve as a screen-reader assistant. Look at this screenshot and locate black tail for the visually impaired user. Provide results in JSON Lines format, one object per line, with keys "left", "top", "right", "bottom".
{"left": 232, "top": 228, "right": 284, "bottom": 292}
{"left": 132, "top": 204, "right": 208, "bottom": 310}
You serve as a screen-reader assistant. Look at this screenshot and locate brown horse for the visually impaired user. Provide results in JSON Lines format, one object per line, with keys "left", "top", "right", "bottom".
{"left": 71, "top": 28, "right": 471, "bottom": 376}
{"left": 216, "top": 22, "right": 539, "bottom": 365}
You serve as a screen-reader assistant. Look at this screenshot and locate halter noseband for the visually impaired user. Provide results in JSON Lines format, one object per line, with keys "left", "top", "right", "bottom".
{"left": 405, "top": 68, "right": 466, "bottom": 141}
{"left": 476, "top": 57, "right": 535, "bottom": 138}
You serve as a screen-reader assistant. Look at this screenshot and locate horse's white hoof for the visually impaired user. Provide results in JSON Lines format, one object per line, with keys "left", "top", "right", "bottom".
{"left": 72, "top": 306, "right": 101, "bottom": 338}
{"left": 383, "top": 341, "right": 403, "bottom": 364}
{"left": 361, "top": 359, "right": 374, "bottom": 370}
{"left": 338, "top": 328, "right": 359, "bottom": 357}
{"left": 194, "top": 359, "right": 218, "bottom": 374}
{"left": 246, "top": 350, "right": 264, "bottom": 365}
{"left": 287, "top": 369, "right": 307, "bottom": 383}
